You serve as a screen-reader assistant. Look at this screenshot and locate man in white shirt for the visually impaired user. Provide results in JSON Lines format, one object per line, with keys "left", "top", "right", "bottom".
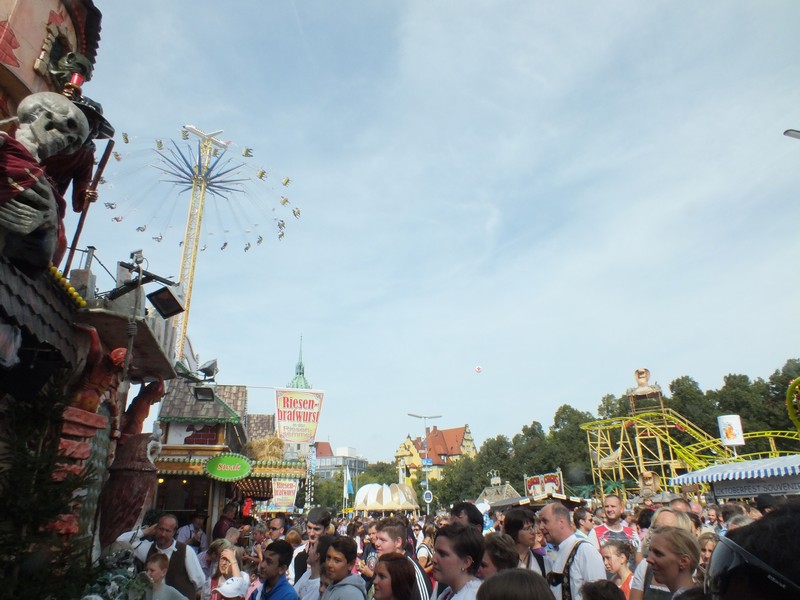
{"left": 176, "top": 510, "right": 209, "bottom": 554}
{"left": 117, "top": 513, "right": 205, "bottom": 600}
{"left": 538, "top": 503, "right": 605, "bottom": 600}
{"left": 572, "top": 508, "right": 594, "bottom": 540}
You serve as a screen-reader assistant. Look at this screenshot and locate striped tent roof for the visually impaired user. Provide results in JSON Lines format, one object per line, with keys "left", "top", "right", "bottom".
{"left": 670, "top": 455, "right": 800, "bottom": 486}
{"left": 354, "top": 483, "right": 419, "bottom": 511}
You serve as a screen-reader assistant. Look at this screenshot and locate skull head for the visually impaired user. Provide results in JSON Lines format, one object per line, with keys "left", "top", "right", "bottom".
{"left": 16, "top": 92, "right": 90, "bottom": 161}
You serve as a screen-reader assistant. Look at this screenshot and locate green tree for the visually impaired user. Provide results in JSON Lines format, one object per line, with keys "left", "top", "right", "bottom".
{"left": 475, "top": 435, "right": 513, "bottom": 484}
{"left": 510, "top": 421, "right": 548, "bottom": 486}
{"left": 314, "top": 472, "right": 344, "bottom": 512}
{"left": 766, "top": 359, "right": 800, "bottom": 435}
{"left": 360, "top": 462, "right": 399, "bottom": 486}
{"left": 430, "top": 455, "right": 482, "bottom": 508}
{"left": 667, "top": 376, "right": 717, "bottom": 436}
{"left": 597, "top": 393, "right": 629, "bottom": 419}
{"left": 546, "top": 405, "right": 594, "bottom": 486}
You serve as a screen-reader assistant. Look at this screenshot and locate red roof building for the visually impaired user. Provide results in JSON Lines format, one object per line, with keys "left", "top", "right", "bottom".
{"left": 394, "top": 425, "right": 477, "bottom": 482}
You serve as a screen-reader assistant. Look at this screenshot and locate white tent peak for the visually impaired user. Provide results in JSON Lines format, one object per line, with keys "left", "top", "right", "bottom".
{"left": 354, "top": 483, "right": 419, "bottom": 511}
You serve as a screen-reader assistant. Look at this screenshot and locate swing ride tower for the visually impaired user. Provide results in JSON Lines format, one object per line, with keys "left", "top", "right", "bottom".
{"left": 154, "top": 126, "right": 246, "bottom": 361}
{"left": 114, "top": 124, "right": 300, "bottom": 362}
{"left": 172, "top": 128, "right": 229, "bottom": 360}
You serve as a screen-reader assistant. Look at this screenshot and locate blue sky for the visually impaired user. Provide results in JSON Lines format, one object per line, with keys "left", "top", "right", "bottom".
{"left": 74, "top": 1, "right": 800, "bottom": 463}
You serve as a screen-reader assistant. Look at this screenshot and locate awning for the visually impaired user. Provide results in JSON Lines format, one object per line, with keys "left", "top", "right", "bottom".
{"left": 670, "top": 455, "right": 800, "bottom": 486}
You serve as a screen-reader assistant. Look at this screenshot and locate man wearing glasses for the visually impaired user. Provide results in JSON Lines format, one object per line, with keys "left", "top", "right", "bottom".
{"left": 269, "top": 517, "right": 287, "bottom": 542}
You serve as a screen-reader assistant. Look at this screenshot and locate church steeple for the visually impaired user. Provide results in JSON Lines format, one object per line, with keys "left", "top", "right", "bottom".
{"left": 287, "top": 336, "right": 312, "bottom": 389}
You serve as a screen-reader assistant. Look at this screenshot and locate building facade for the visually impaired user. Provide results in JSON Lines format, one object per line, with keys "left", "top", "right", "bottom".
{"left": 315, "top": 443, "right": 368, "bottom": 481}
{"left": 395, "top": 424, "right": 477, "bottom": 482}
{"left": 154, "top": 368, "right": 305, "bottom": 528}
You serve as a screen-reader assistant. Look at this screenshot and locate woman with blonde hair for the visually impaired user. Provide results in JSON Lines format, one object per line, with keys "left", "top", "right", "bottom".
{"left": 629, "top": 508, "right": 693, "bottom": 600}
{"left": 645, "top": 526, "right": 700, "bottom": 596}
{"left": 695, "top": 531, "right": 718, "bottom": 587}
{"left": 203, "top": 545, "right": 248, "bottom": 600}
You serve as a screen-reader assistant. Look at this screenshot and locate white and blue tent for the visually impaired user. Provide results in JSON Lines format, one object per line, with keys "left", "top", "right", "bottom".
{"left": 670, "top": 455, "right": 800, "bottom": 498}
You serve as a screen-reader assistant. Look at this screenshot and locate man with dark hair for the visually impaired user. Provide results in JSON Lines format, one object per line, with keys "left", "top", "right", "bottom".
{"left": 374, "top": 517, "right": 431, "bottom": 600}
{"left": 270, "top": 516, "right": 288, "bottom": 542}
{"left": 256, "top": 540, "right": 298, "bottom": 600}
{"left": 176, "top": 510, "right": 209, "bottom": 554}
{"left": 355, "top": 521, "right": 378, "bottom": 587}
{"left": 755, "top": 493, "right": 776, "bottom": 514}
{"left": 718, "top": 502, "right": 745, "bottom": 536}
{"left": 708, "top": 502, "right": 800, "bottom": 600}
{"left": 290, "top": 508, "right": 332, "bottom": 584}
{"left": 214, "top": 503, "right": 239, "bottom": 540}
{"left": 295, "top": 535, "right": 333, "bottom": 600}
{"left": 323, "top": 537, "right": 366, "bottom": 600}
{"left": 450, "top": 502, "right": 484, "bottom": 531}
{"left": 572, "top": 508, "right": 594, "bottom": 540}
{"left": 704, "top": 503, "right": 721, "bottom": 532}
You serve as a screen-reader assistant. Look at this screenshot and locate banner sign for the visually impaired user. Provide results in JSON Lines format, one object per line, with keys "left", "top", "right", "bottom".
{"left": 525, "top": 471, "right": 564, "bottom": 496}
{"left": 269, "top": 479, "right": 300, "bottom": 510}
{"left": 275, "top": 388, "right": 324, "bottom": 443}
{"left": 718, "top": 415, "right": 745, "bottom": 447}
{"left": 205, "top": 453, "right": 252, "bottom": 482}
{"left": 713, "top": 474, "right": 800, "bottom": 498}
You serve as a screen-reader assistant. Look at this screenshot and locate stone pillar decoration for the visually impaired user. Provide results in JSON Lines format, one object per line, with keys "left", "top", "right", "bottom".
{"left": 98, "top": 431, "right": 161, "bottom": 548}
{"left": 53, "top": 405, "right": 110, "bottom": 538}
{"left": 305, "top": 445, "right": 316, "bottom": 510}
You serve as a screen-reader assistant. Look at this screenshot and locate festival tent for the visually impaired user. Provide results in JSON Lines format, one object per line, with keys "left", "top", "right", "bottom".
{"left": 353, "top": 483, "right": 420, "bottom": 511}
{"left": 670, "top": 455, "right": 800, "bottom": 499}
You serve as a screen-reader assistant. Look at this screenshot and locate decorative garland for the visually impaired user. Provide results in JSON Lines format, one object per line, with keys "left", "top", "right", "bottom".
{"left": 49, "top": 264, "right": 87, "bottom": 307}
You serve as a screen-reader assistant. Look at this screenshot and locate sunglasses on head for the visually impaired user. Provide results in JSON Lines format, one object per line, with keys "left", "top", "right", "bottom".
{"left": 705, "top": 535, "right": 800, "bottom": 599}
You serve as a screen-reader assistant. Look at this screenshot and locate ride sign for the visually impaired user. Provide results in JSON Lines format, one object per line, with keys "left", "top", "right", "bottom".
{"left": 423, "top": 490, "right": 433, "bottom": 504}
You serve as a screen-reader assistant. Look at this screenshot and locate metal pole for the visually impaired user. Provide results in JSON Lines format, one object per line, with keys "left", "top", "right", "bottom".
{"left": 63, "top": 139, "right": 115, "bottom": 277}
{"left": 408, "top": 413, "right": 441, "bottom": 515}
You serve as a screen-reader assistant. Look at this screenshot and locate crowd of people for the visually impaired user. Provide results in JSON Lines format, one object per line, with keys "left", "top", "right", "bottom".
{"left": 115, "top": 494, "right": 800, "bottom": 600}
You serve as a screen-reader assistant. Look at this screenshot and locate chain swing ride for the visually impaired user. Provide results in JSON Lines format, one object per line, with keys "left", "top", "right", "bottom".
{"left": 99, "top": 124, "right": 301, "bottom": 358}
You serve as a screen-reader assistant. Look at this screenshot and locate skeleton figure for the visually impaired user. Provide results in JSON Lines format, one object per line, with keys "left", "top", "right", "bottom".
{"left": 0, "top": 92, "right": 89, "bottom": 273}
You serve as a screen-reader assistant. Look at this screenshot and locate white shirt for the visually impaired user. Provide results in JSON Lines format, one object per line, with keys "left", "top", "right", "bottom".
{"left": 630, "top": 558, "right": 670, "bottom": 593}
{"left": 286, "top": 542, "right": 306, "bottom": 585}
{"left": 117, "top": 529, "right": 205, "bottom": 592}
{"left": 544, "top": 534, "right": 606, "bottom": 600}
{"left": 294, "top": 570, "right": 321, "bottom": 600}
{"left": 441, "top": 579, "right": 481, "bottom": 600}
{"left": 176, "top": 523, "right": 208, "bottom": 553}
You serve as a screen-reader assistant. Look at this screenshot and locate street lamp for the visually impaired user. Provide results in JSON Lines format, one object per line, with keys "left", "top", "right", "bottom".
{"left": 408, "top": 413, "right": 441, "bottom": 514}
{"left": 784, "top": 129, "right": 800, "bottom": 139}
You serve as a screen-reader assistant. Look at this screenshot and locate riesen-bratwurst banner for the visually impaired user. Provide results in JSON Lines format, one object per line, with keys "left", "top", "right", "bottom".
{"left": 275, "top": 388, "right": 324, "bottom": 443}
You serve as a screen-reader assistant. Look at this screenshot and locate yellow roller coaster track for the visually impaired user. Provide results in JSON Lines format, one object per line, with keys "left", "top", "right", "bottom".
{"left": 581, "top": 409, "right": 800, "bottom": 494}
